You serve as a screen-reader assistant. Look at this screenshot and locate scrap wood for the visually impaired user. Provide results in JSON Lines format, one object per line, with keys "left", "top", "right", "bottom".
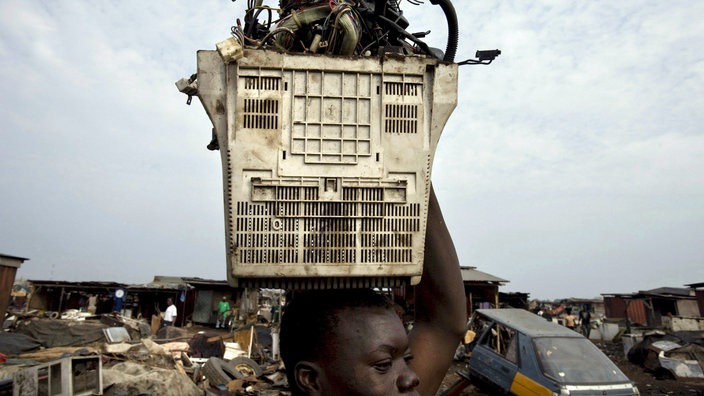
{"left": 207, "top": 333, "right": 234, "bottom": 343}
{"left": 227, "top": 376, "right": 265, "bottom": 392}
{"left": 226, "top": 378, "right": 246, "bottom": 392}
{"left": 150, "top": 314, "right": 161, "bottom": 335}
{"left": 233, "top": 327, "right": 257, "bottom": 355}
{"left": 18, "top": 346, "right": 99, "bottom": 362}
{"left": 175, "top": 359, "right": 187, "bottom": 375}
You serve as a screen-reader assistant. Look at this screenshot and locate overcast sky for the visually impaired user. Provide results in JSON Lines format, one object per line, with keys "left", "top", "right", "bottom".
{"left": 1, "top": 0, "right": 702, "bottom": 300}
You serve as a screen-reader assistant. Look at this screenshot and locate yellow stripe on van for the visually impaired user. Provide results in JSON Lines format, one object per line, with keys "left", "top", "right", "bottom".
{"left": 510, "top": 372, "right": 552, "bottom": 396}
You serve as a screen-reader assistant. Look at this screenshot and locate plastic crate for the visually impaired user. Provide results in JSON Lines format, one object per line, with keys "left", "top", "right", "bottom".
{"left": 194, "top": 49, "right": 457, "bottom": 289}
{"left": 12, "top": 355, "right": 102, "bottom": 396}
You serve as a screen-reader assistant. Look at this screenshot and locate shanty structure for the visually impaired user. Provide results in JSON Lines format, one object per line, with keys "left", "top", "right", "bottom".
{"left": 499, "top": 291, "right": 531, "bottom": 310}
{"left": 460, "top": 266, "right": 508, "bottom": 318}
{"left": 686, "top": 282, "right": 704, "bottom": 317}
{"left": 1, "top": 253, "right": 28, "bottom": 318}
{"left": 128, "top": 276, "right": 245, "bottom": 327}
{"left": 602, "top": 287, "right": 700, "bottom": 328}
{"left": 25, "top": 276, "right": 245, "bottom": 328}
{"left": 27, "top": 280, "right": 128, "bottom": 316}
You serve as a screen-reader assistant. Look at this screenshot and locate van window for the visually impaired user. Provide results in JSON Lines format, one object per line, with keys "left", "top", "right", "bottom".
{"left": 480, "top": 322, "right": 519, "bottom": 364}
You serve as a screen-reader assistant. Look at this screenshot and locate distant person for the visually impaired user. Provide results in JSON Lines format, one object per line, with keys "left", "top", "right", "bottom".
{"left": 216, "top": 296, "right": 231, "bottom": 329}
{"left": 279, "top": 186, "right": 466, "bottom": 396}
{"left": 87, "top": 294, "right": 97, "bottom": 315}
{"left": 162, "top": 297, "right": 177, "bottom": 327}
{"left": 563, "top": 307, "right": 577, "bottom": 330}
{"left": 579, "top": 306, "right": 592, "bottom": 337}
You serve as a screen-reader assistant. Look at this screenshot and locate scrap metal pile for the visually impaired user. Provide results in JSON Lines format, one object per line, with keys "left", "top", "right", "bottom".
{"left": 230, "top": 0, "right": 459, "bottom": 61}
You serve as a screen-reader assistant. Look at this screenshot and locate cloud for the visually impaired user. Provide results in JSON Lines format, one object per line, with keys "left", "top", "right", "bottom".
{"left": 1, "top": 0, "right": 702, "bottom": 299}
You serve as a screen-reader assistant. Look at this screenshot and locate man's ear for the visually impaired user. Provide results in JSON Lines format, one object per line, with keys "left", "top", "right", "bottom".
{"left": 294, "top": 361, "right": 323, "bottom": 395}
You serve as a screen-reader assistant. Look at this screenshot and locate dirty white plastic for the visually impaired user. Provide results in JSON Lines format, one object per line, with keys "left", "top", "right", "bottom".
{"left": 216, "top": 37, "right": 244, "bottom": 64}
{"left": 195, "top": 49, "right": 458, "bottom": 289}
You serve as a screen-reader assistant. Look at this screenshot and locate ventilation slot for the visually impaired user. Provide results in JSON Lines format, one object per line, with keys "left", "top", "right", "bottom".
{"left": 243, "top": 99, "right": 279, "bottom": 129}
{"left": 385, "top": 104, "right": 419, "bottom": 134}
{"left": 233, "top": 200, "right": 420, "bottom": 266}
{"left": 239, "top": 276, "right": 408, "bottom": 290}
{"left": 384, "top": 82, "right": 420, "bottom": 96}
{"left": 243, "top": 76, "right": 281, "bottom": 91}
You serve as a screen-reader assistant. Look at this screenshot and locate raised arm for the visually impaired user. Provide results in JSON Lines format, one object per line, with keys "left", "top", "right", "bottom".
{"left": 408, "top": 185, "right": 467, "bottom": 396}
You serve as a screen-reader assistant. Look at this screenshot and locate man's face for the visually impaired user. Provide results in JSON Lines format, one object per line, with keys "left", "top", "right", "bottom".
{"left": 316, "top": 307, "right": 420, "bottom": 396}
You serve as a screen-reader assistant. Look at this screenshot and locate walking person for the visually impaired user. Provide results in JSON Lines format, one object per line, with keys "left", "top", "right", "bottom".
{"left": 563, "top": 307, "right": 577, "bottom": 331}
{"left": 579, "top": 305, "right": 592, "bottom": 338}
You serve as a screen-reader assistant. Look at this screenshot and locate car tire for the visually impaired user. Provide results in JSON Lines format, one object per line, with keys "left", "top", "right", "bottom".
{"left": 202, "top": 357, "right": 244, "bottom": 385}
{"left": 228, "top": 356, "right": 263, "bottom": 378}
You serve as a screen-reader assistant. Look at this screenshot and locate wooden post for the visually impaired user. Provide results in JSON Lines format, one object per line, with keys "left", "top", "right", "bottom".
{"left": 57, "top": 287, "right": 65, "bottom": 314}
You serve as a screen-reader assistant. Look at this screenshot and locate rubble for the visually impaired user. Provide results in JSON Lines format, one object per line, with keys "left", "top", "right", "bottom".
{"left": 0, "top": 310, "right": 284, "bottom": 395}
{"left": 102, "top": 361, "right": 201, "bottom": 396}
{"left": 626, "top": 329, "right": 704, "bottom": 380}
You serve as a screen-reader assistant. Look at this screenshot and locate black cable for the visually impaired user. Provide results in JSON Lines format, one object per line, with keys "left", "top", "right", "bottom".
{"left": 429, "top": 0, "right": 458, "bottom": 62}
{"left": 377, "top": 14, "right": 434, "bottom": 57}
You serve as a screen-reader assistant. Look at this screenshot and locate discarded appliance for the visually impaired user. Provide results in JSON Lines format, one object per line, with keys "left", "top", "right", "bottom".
{"left": 11, "top": 355, "right": 102, "bottom": 396}
{"left": 102, "top": 327, "right": 132, "bottom": 344}
{"left": 177, "top": 0, "right": 488, "bottom": 290}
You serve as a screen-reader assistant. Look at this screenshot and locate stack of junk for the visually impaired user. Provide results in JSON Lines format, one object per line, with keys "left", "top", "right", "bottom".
{"left": 175, "top": 0, "right": 481, "bottom": 290}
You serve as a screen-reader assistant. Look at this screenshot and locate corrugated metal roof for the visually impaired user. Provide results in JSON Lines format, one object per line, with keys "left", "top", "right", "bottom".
{"left": 460, "top": 267, "right": 508, "bottom": 284}
{"left": 0, "top": 253, "right": 29, "bottom": 261}
{"left": 181, "top": 277, "right": 229, "bottom": 286}
{"left": 641, "top": 287, "right": 693, "bottom": 297}
{"left": 28, "top": 277, "right": 228, "bottom": 291}
{"left": 0, "top": 253, "right": 29, "bottom": 268}
{"left": 28, "top": 280, "right": 127, "bottom": 288}
{"left": 129, "top": 276, "right": 192, "bottom": 290}
{"left": 476, "top": 308, "right": 581, "bottom": 338}
{"left": 129, "top": 276, "right": 229, "bottom": 290}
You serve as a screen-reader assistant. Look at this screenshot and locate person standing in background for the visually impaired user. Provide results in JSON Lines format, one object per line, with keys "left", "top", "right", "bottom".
{"left": 162, "top": 297, "right": 177, "bottom": 327}
{"left": 216, "top": 296, "right": 231, "bottom": 329}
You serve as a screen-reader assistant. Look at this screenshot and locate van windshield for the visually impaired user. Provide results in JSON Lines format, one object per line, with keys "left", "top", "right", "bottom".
{"left": 533, "top": 337, "right": 630, "bottom": 384}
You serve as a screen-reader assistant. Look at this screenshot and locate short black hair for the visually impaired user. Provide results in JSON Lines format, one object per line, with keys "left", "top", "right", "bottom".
{"left": 279, "top": 288, "right": 394, "bottom": 393}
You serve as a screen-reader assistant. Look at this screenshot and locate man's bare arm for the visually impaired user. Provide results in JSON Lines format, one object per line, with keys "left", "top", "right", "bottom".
{"left": 409, "top": 185, "right": 466, "bottom": 396}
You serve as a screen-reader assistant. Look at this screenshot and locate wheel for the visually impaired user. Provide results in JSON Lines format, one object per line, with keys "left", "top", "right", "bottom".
{"left": 228, "top": 356, "right": 263, "bottom": 378}
{"left": 202, "top": 357, "right": 244, "bottom": 385}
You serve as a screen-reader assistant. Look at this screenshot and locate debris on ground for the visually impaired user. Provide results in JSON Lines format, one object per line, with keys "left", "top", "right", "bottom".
{"left": 0, "top": 310, "right": 284, "bottom": 395}
{"left": 626, "top": 330, "right": 704, "bottom": 380}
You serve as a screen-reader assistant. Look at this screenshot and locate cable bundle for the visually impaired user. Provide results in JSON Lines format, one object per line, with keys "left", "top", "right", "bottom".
{"left": 230, "top": 0, "right": 452, "bottom": 59}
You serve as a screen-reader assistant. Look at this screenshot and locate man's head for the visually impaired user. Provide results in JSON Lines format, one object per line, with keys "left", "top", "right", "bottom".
{"left": 280, "top": 288, "right": 420, "bottom": 396}
{"left": 166, "top": 298, "right": 173, "bottom": 305}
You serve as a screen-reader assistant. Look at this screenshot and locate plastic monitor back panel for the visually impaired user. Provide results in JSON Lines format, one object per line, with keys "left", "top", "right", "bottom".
{"left": 195, "top": 50, "right": 458, "bottom": 289}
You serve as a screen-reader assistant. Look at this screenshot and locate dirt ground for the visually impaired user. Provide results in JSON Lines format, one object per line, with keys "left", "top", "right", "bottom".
{"left": 438, "top": 341, "right": 704, "bottom": 396}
